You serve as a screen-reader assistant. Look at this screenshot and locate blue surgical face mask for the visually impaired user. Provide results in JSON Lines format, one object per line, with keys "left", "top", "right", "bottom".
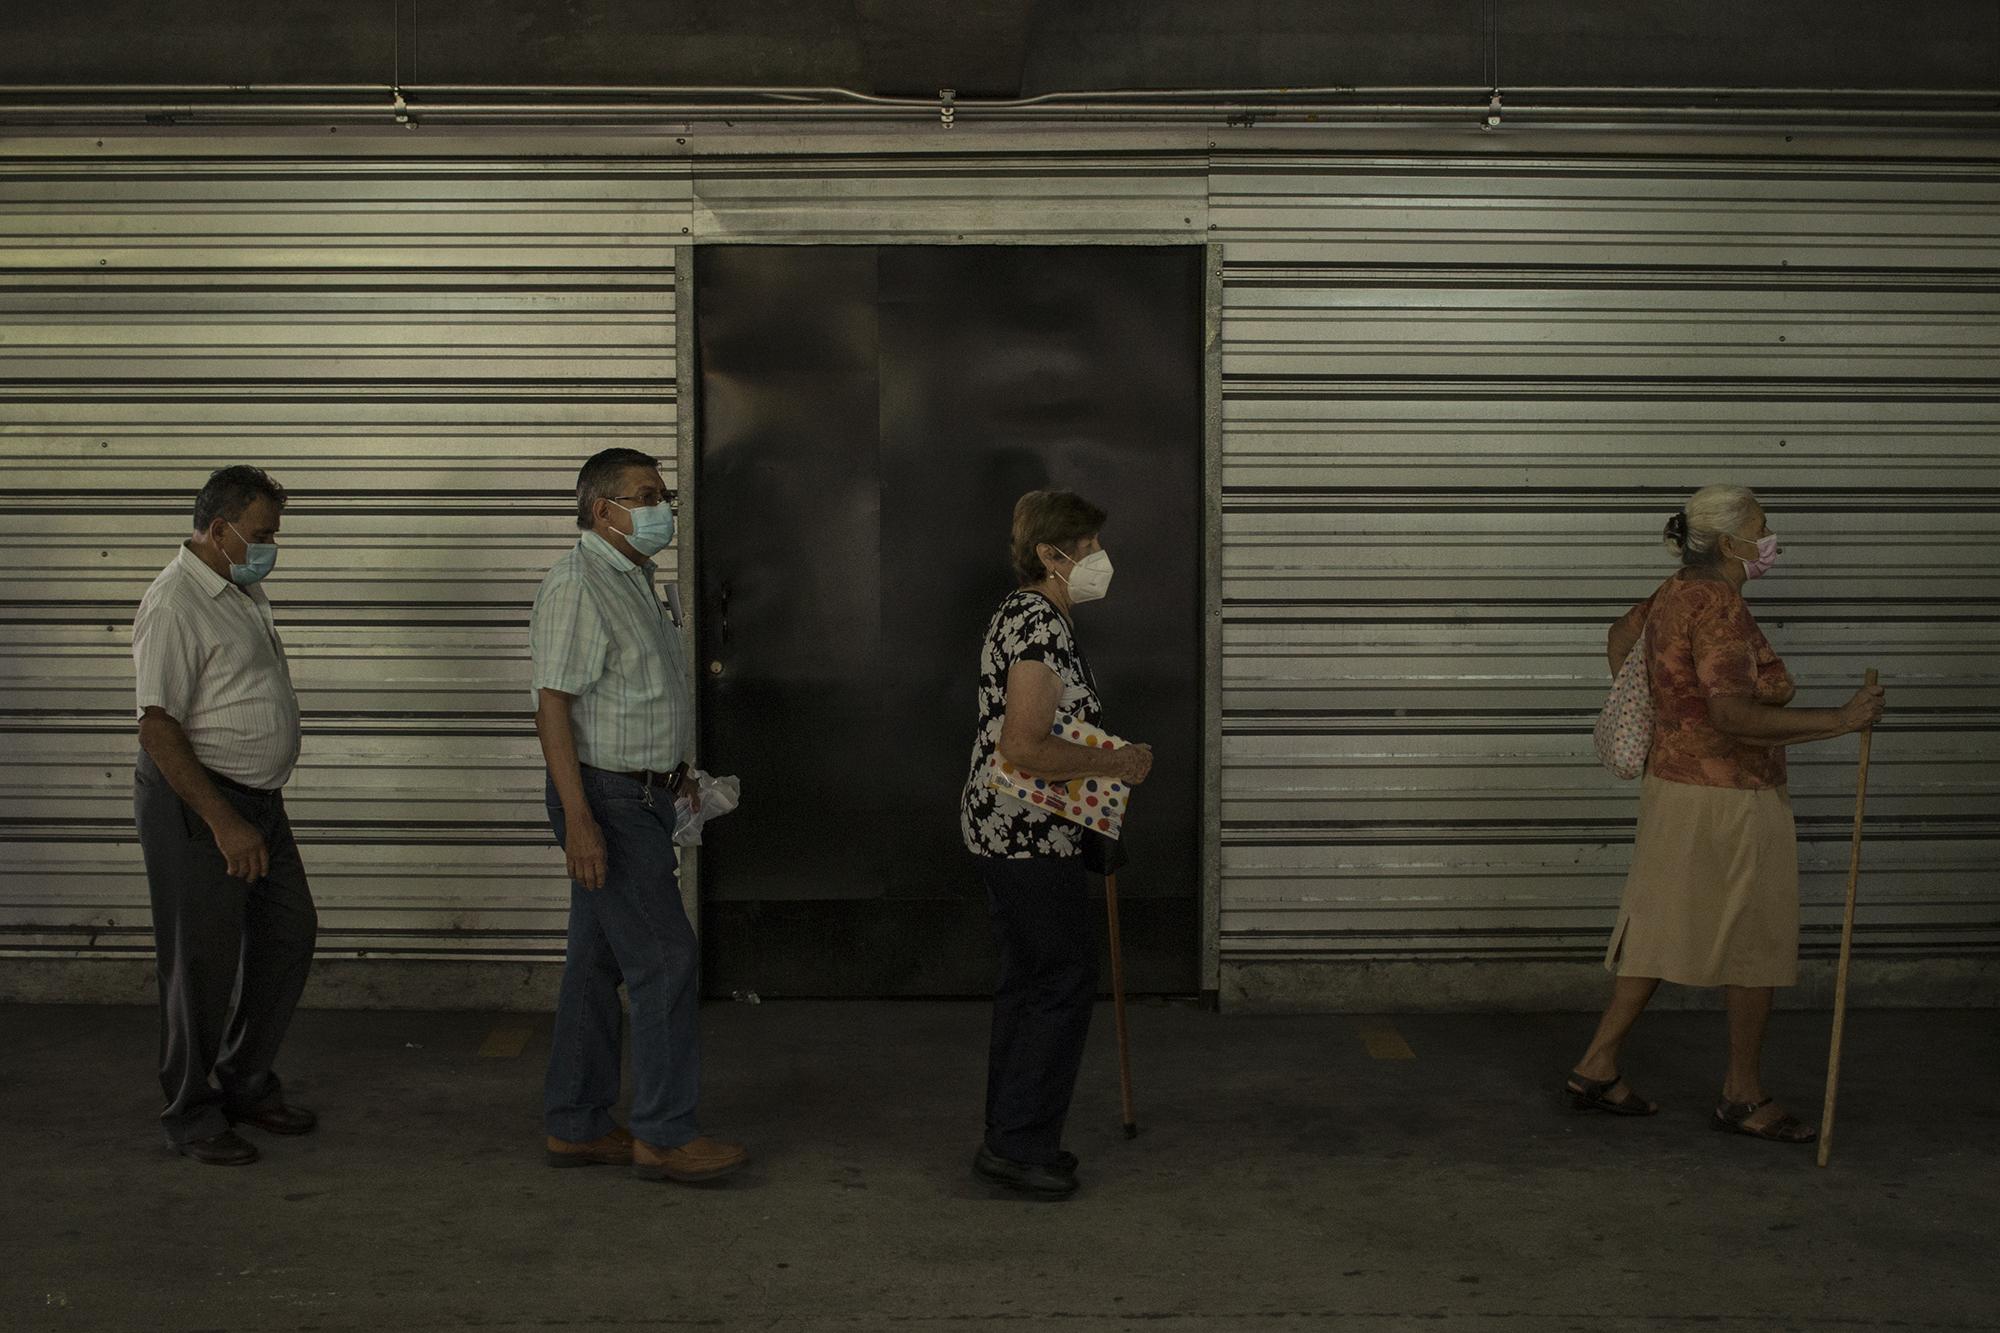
{"left": 226, "top": 522, "right": 278, "bottom": 586}
{"left": 611, "top": 500, "right": 676, "bottom": 557}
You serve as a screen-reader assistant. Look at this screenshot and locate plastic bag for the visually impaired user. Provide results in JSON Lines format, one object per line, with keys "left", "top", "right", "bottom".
{"left": 1593, "top": 633, "right": 1653, "bottom": 780}
{"left": 672, "top": 770, "right": 742, "bottom": 846}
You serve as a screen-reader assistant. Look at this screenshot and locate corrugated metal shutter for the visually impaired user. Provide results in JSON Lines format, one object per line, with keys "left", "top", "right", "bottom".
{"left": 1211, "top": 150, "right": 2000, "bottom": 987}
{"left": 2, "top": 131, "right": 1994, "bottom": 1005}
{"left": 0, "top": 159, "right": 692, "bottom": 962}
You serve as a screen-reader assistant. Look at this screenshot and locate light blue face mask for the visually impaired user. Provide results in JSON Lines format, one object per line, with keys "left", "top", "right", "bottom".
{"left": 611, "top": 500, "right": 676, "bottom": 557}
{"left": 226, "top": 522, "right": 279, "bottom": 586}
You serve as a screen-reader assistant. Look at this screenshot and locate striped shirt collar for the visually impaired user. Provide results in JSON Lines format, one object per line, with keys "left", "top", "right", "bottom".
{"left": 580, "top": 529, "right": 655, "bottom": 576}
{"left": 174, "top": 542, "right": 240, "bottom": 600}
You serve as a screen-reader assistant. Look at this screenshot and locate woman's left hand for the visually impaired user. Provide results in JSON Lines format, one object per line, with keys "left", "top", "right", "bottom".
{"left": 1113, "top": 743, "right": 1154, "bottom": 785}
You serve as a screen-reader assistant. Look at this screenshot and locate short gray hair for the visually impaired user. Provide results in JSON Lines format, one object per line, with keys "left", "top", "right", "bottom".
{"left": 1664, "top": 484, "right": 1760, "bottom": 566}
{"left": 192, "top": 465, "right": 287, "bottom": 533}
{"left": 575, "top": 447, "right": 659, "bottom": 529}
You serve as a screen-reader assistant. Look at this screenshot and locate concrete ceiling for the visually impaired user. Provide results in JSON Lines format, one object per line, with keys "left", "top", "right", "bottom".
{"left": 2, "top": 0, "right": 1995, "bottom": 95}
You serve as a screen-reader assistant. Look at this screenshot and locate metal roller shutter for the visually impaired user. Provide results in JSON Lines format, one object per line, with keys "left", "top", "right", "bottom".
{"left": 1212, "top": 150, "right": 2000, "bottom": 999}
{"left": 1, "top": 129, "right": 1993, "bottom": 1008}
{"left": 0, "top": 158, "right": 691, "bottom": 964}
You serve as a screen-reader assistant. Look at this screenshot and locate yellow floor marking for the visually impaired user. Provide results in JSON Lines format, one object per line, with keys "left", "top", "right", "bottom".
{"left": 1353, "top": 1018, "right": 1416, "bottom": 1061}
{"left": 477, "top": 1026, "right": 533, "bottom": 1059}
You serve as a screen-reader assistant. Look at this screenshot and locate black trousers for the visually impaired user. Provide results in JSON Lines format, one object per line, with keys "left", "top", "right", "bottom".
{"left": 977, "top": 854, "right": 1098, "bottom": 1165}
{"left": 133, "top": 752, "right": 317, "bottom": 1145}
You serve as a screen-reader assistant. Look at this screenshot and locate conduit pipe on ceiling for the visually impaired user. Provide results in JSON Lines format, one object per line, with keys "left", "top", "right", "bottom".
{"left": 0, "top": 84, "right": 1997, "bottom": 130}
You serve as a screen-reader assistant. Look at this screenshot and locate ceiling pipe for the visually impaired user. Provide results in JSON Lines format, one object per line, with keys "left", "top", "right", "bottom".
{"left": 0, "top": 84, "right": 1996, "bottom": 131}
{"left": 4, "top": 83, "right": 1998, "bottom": 101}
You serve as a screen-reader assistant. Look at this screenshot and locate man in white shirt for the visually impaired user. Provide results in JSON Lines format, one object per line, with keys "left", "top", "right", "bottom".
{"left": 132, "top": 465, "right": 318, "bottom": 1166}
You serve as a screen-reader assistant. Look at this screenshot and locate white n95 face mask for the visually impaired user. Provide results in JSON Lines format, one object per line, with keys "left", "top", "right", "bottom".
{"left": 1054, "top": 548, "right": 1114, "bottom": 604}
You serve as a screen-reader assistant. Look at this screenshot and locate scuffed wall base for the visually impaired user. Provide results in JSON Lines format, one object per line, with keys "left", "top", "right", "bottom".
{"left": 1220, "top": 957, "right": 2000, "bottom": 1013}
{"left": 0, "top": 958, "right": 564, "bottom": 1012}
{"left": 5, "top": 955, "right": 1996, "bottom": 1013}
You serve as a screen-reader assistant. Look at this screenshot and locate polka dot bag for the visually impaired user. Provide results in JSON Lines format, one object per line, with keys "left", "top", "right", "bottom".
{"left": 1593, "top": 632, "right": 1654, "bottom": 780}
{"left": 985, "top": 717, "right": 1133, "bottom": 838}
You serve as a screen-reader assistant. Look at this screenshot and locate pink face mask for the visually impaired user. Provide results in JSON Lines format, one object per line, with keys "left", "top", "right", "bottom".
{"left": 1737, "top": 532, "right": 1781, "bottom": 580}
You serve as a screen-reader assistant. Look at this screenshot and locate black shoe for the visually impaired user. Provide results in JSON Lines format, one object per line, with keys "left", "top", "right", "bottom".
{"left": 232, "top": 1101, "right": 317, "bottom": 1136}
{"left": 170, "top": 1129, "right": 260, "bottom": 1166}
{"left": 1054, "top": 1150, "right": 1079, "bottom": 1176}
{"left": 973, "top": 1144, "right": 1078, "bottom": 1199}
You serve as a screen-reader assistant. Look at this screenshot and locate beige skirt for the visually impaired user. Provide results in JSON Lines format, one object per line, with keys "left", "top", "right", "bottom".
{"left": 1605, "top": 774, "right": 1800, "bottom": 988}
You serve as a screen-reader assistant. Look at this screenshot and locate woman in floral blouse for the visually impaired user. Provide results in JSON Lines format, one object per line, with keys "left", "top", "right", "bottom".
{"left": 958, "top": 489, "right": 1153, "bottom": 1198}
{"left": 1566, "top": 485, "right": 1885, "bottom": 1143}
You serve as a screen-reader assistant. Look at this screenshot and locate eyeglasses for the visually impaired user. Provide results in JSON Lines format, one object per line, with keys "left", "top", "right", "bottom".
{"left": 610, "top": 490, "right": 678, "bottom": 507}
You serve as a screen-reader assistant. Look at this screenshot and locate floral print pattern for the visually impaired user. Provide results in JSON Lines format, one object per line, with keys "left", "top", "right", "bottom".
{"left": 960, "top": 590, "right": 1104, "bottom": 859}
{"left": 1612, "top": 571, "right": 1794, "bottom": 790}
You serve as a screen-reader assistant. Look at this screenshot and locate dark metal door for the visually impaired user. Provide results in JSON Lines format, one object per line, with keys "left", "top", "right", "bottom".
{"left": 695, "top": 245, "right": 1203, "bottom": 996}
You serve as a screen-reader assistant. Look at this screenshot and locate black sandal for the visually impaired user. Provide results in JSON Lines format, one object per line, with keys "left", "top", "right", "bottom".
{"left": 1712, "top": 1097, "right": 1817, "bottom": 1143}
{"left": 1565, "top": 1071, "right": 1659, "bottom": 1117}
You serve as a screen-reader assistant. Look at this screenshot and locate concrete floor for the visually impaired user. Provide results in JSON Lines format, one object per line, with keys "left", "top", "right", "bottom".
{"left": 1, "top": 1000, "right": 1995, "bottom": 1333}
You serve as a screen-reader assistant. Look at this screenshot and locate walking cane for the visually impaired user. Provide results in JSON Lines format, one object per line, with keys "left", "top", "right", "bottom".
{"left": 1104, "top": 871, "right": 1138, "bottom": 1138}
{"left": 1818, "top": 667, "right": 1879, "bottom": 1168}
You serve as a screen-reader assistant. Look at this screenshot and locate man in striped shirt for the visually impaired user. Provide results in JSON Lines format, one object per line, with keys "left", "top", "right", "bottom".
{"left": 530, "top": 447, "right": 747, "bottom": 1183}
{"left": 132, "top": 465, "right": 319, "bottom": 1166}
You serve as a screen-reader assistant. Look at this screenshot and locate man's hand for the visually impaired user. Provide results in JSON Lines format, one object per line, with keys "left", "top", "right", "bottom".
{"left": 566, "top": 813, "right": 609, "bottom": 891}
{"left": 535, "top": 689, "right": 611, "bottom": 889}
{"left": 210, "top": 811, "right": 270, "bottom": 882}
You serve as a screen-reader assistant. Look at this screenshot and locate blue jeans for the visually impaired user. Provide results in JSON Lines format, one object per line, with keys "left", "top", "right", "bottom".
{"left": 544, "top": 769, "right": 702, "bottom": 1148}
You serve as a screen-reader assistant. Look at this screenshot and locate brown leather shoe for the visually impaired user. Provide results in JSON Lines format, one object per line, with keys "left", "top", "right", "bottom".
{"left": 171, "top": 1129, "right": 260, "bottom": 1166}
{"left": 233, "top": 1101, "right": 318, "bottom": 1136}
{"left": 545, "top": 1125, "right": 634, "bottom": 1168}
{"left": 632, "top": 1134, "right": 748, "bottom": 1183}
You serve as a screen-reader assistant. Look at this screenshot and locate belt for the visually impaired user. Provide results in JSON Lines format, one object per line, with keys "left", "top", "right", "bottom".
{"left": 583, "top": 762, "right": 688, "bottom": 806}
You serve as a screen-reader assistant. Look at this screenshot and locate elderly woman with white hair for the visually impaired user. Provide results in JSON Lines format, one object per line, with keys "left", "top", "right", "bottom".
{"left": 1565, "top": 484, "right": 1885, "bottom": 1143}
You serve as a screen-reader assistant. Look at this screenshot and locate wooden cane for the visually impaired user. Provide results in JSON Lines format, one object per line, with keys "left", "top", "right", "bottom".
{"left": 1104, "top": 871, "right": 1138, "bottom": 1138}
{"left": 1818, "top": 667, "right": 1879, "bottom": 1168}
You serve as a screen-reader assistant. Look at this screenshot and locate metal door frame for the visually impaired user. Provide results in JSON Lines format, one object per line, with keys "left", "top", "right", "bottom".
{"left": 673, "top": 240, "right": 1225, "bottom": 1000}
